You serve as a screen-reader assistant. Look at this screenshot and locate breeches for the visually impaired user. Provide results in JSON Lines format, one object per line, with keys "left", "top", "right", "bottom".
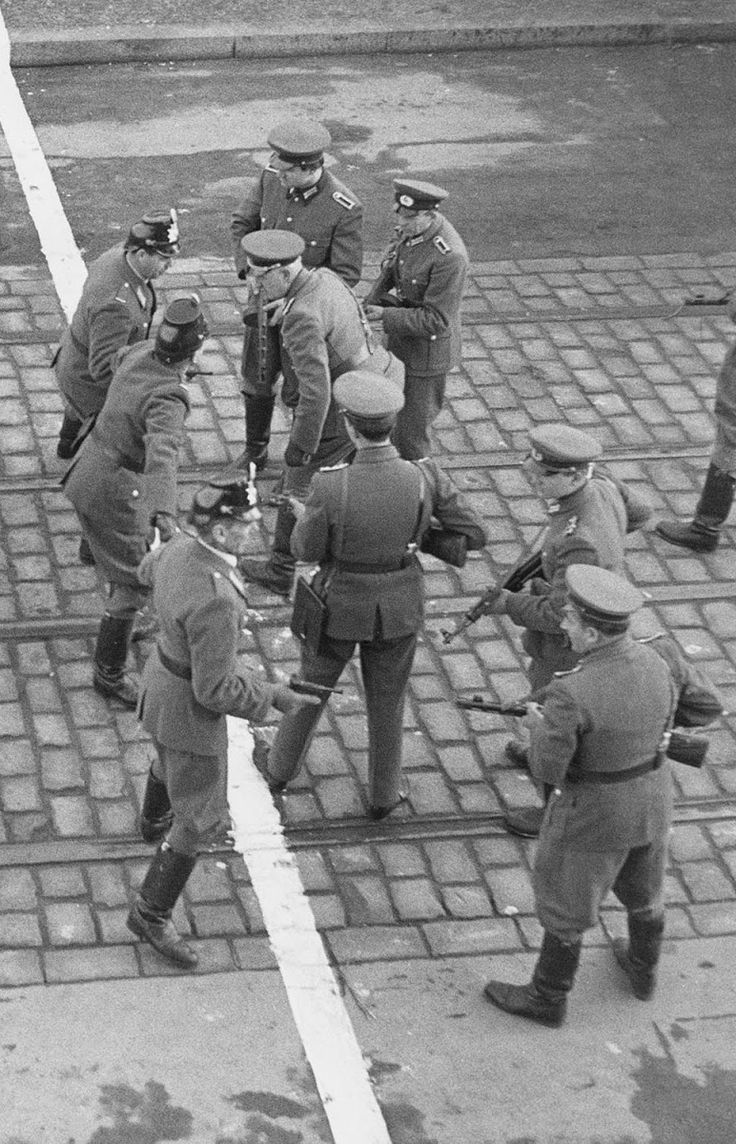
{"left": 150, "top": 740, "right": 230, "bottom": 856}
{"left": 268, "top": 628, "right": 418, "bottom": 805}
{"left": 240, "top": 323, "right": 282, "bottom": 397}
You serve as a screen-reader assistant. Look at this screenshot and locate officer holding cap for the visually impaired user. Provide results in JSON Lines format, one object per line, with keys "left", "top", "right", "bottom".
{"left": 364, "top": 177, "right": 469, "bottom": 460}
{"left": 259, "top": 369, "right": 486, "bottom": 818}
{"left": 128, "top": 477, "right": 319, "bottom": 967}
{"left": 62, "top": 295, "right": 208, "bottom": 710}
{"left": 482, "top": 564, "right": 722, "bottom": 1027}
{"left": 236, "top": 230, "right": 404, "bottom": 598}
{"left": 230, "top": 118, "right": 363, "bottom": 473}
{"left": 471, "top": 424, "right": 652, "bottom": 837}
{"left": 54, "top": 208, "right": 181, "bottom": 463}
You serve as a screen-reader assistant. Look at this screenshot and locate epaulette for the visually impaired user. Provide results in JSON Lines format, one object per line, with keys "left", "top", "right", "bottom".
{"left": 282, "top": 297, "right": 296, "bottom": 317}
{"left": 638, "top": 632, "right": 666, "bottom": 644}
{"left": 564, "top": 514, "right": 579, "bottom": 536}
{"left": 319, "top": 460, "right": 350, "bottom": 472}
{"left": 554, "top": 665, "right": 581, "bottom": 677}
{"left": 433, "top": 235, "right": 451, "bottom": 254}
{"left": 332, "top": 191, "right": 356, "bottom": 210}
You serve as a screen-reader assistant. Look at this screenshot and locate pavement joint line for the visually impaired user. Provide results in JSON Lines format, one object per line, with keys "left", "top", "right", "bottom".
{"left": 0, "top": 9, "right": 87, "bottom": 321}
{"left": 225, "top": 717, "right": 393, "bottom": 1144}
{"left": 1, "top": 800, "right": 734, "bottom": 868}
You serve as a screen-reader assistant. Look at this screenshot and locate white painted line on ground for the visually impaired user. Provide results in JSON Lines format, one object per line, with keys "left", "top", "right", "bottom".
{"left": 0, "top": 8, "right": 87, "bottom": 320}
{"left": 226, "top": 717, "right": 392, "bottom": 1144}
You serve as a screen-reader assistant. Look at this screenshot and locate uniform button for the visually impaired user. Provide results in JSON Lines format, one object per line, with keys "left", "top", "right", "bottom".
{"left": 132, "top": 489, "right": 139, "bottom": 498}
{"left": 286, "top": 216, "right": 293, "bottom": 223}
{"left": 411, "top": 278, "right": 417, "bottom": 284}
{"left": 430, "top": 335, "right": 437, "bottom": 341}
{"left": 309, "top": 240, "right": 316, "bottom": 246}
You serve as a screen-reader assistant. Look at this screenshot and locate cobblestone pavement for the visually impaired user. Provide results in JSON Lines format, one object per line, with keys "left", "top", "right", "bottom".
{"left": 1, "top": 250, "right": 735, "bottom": 988}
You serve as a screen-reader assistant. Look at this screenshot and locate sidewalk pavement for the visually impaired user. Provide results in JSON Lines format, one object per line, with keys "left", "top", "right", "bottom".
{"left": 3, "top": 0, "right": 736, "bottom": 67}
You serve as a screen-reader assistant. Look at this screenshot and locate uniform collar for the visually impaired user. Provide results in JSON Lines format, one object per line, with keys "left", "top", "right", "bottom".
{"left": 353, "top": 443, "right": 399, "bottom": 463}
{"left": 546, "top": 480, "right": 589, "bottom": 516}
{"left": 399, "top": 214, "right": 443, "bottom": 249}
{"left": 287, "top": 176, "right": 323, "bottom": 203}
{"left": 580, "top": 632, "right": 632, "bottom": 662}
{"left": 195, "top": 536, "right": 238, "bottom": 568}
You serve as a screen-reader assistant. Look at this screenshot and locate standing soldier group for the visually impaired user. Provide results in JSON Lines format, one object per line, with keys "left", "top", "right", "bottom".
{"left": 54, "top": 114, "right": 725, "bottom": 1001}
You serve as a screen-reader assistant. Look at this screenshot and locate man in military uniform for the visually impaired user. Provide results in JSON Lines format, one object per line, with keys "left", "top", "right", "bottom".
{"left": 231, "top": 119, "right": 363, "bottom": 473}
{"left": 258, "top": 371, "right": 487, "bottom": 817}
{"left": 364, "top": 178, "right": 468, "bottom": 460}
{"left": 129, "top": 477, "right": 319, "bottom": 967}
{"left": 477, "top": 424, "right": 651, "bottom": 837}
{"left": 54, "top": 208, "right": 180, "bottom": 461}
{"left": 62, "top": 296, "right": 208, "bottom": 709}
{"left": 655, "top": 297, "right": 736, "bottom": 552}
{"left": 236, "top": 231, "right": 403, "bottom": 598}
{"left": 483, "top": 565, "right": 722, "bottom": 1027}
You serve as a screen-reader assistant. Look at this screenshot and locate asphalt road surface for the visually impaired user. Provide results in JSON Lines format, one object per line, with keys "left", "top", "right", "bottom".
{"left": 1, "top": 40, "right": 734, "bottom": 265}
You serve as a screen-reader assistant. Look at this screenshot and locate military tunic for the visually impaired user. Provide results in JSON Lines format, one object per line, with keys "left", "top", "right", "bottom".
{"left": 54, "top": 245, "right": 156, "bottom": 420}
{"left": 232, "top": 169, "right": 363, "bottom": 397}
{"left": 62, "top": 342, "right": 189, "bottom": 595}
{"left": 365, "top": 213, "right": 468, "bottom": 459}
{"left": 529, "top": 633, "right": 722, "bottom": 939}
{"left": 503, "top": 472, "right": 651, "bottom": 693}
{"left": 137, "top": 534, "right": 278, "bottom": 848}
{"left": 267, "top": 445, "right": 487, "bottom": 804}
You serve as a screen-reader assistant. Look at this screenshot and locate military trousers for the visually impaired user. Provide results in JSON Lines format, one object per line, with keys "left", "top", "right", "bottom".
{"left": 150, "top": 739, "right": 230, "bottom": 856}
{"left": 268, "top": 627, "right": 418, "bottom": 806}
{"left": 392, "top": 370, "right": 446, "bottom": 460}
{"left": 240, "top": 322, "right": 282, "bottom": 398}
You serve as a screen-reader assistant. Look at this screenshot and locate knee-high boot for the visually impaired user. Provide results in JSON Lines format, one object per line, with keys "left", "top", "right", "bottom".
{"left": 483, "top": 931, "right": 582, "bottom": 1027}
{"left": 57, "top": 410, "right": 83, "bottom": 460}
{"left": 93, "top": 613, "right": 138, "bottom": 708}
{"left": 139, "top": 767, "right": 173, "bottom": 843}
{"left": 655, "top": 463, "right": 735, "bottom": 552}
{"left": 127, "top": 842, "right": 198, "bottom": 967}
{"left": 238, "top": 499, "right": 295, "bottom": 597}
{"left": 235, "top": 395, "right": 275, "bottom": 471}
{"left": 613, "top": 912, "right": 665, "bottom": 1000}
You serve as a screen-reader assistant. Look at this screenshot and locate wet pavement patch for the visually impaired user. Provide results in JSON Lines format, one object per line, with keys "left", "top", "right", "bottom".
{"left": 630, "top": 1046, "right": 736, "bottom": 1144}
{"left": 379, "top": 1100, "right": 439, "bottom": 1144}
{"left": 88, "top": 1081, "right": 193, "bottom": 1143}
{"left": 227, "top": 1090, "right": 310, "bottom": 1118}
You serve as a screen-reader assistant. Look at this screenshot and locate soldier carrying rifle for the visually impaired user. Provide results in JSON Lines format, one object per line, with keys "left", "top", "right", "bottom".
{"left": 445, "top": 425, "right": 651, "bottom": 837}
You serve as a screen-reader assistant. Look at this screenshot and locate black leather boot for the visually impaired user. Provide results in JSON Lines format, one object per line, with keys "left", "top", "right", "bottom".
{"left": 234, "top": 395, "right": 275, "bottom": 472}
{"left": 139, "top": 767, "right": 174, "bottom": 843}
{"left": 239, "top": 500, "right": 295, "bottom": 596}
{"left": 613, "top": 912, "right": 665, "bottom": 1000}
{"left": 57, "top": 410, "right": 83, "bottom": 460}
{"left": 483, "top": 931, "right": 582, "bottom": 1027}
{"left": 127, "top": 843, "right": 198, "bottom": 967}
{"left": 655, "top": 463, "right": 735, "bottom": 552}
{"left": 93, "top": 613, "right": 138, "bottom": 708}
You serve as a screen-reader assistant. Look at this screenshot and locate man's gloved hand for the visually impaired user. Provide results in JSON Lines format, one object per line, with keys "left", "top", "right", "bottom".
{"left": 477, "top": 586, "right": 508, "bottom": 616}
{"left": 283, "top": 441, "right": 311, "bottom": 468}
{"left": 271, "top": 684, "right": 321, "bottom": 714}
{"left": 153, "top": 512, "right": 179, "bottom": 543}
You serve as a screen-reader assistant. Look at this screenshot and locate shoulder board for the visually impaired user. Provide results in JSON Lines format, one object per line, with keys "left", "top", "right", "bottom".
{"left": 332, "top": 190, "right": 356, "bottom": 210}
{"left": 554, "top": 665, "right": 581, "bottom": 677}
{"left": 638, "top": 632, "right": 666, "bottom": 645}
{"left": 282, "top": 297, "right": 296, "bottom": 317}
{"left": 319, "top": 461, "right": 350, "bottom": 472}
{"left": 433, "top": 235, "right": 451, "bottom": 254}
{"left": 564, "top": 514, "right": 579, "bottom": 536}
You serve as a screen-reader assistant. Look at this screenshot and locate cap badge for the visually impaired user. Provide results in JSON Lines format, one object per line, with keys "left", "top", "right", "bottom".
{"left": 399, "top": 194, "right": 415, "bottom": 208}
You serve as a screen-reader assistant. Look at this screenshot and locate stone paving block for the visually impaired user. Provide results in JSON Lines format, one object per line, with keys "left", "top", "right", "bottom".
{"left": 40, "top": 748, "right": 84, "bottom": 789}
{"left": 78, "top": 728, "right": 120, "bottom": 758}
{"left": 1, "top": 912, "right": 43, "bottom": 946}
{"left": 236, "top": 886, "right": 265, "bottom": 933}
{"left": 340, "top": 875, "right": 395, "bottom": 926}
{"left": 688, "top": 902, "right": 736, "bottom": 936}
{"left": 678, "top": 861, "right": 735, "bottom": 903}
{"left": 0, "top": 702, "right": 25, "bottom": 736}
{"left": 0, "top": 738, "right": 35, "bottom": 776}
{"left": 327, "top": 925, "right": 427, "bottom": 964}
{"left": 436, "top": 745, "right": 484, "bottom": 783}
{"left": 0, "top": 949, "right": 44, "bottom": 986}
{"left": 309, "top": 893, "right": 346, "bottom": 930}
{"left": 191, "top": 904, "right": 247, "bottom": 937}
{"left": 315, "top": 776, "right": 366, "bottom": 820}
{"left": 0, "top": 868, "right": 37, "bottom": 910}
{"left": 87, "top": 863, "right": 130, "bottom": 907}
{"left": 50, "top": 795, "right": 95, "bottom": 837}
{"left": 484, "top": 868, "right": 536, "bottom": 916}
{"left": 45, "top": 945, "right": 140, "bottom": 983}
{"left": 376, "top": 843, "right": 427, "bottom": 879}
{"left": 390, "top": 879, "right": 445, "bottom": 922}
{"left": 185, "top": 857, "right": 236, "bottom": 902}
{"left": 87, "top": 759, "right": 126, "bottom": 799}
{"left": 407, "top": 773, "right": 458, "bottom": 816}
{"left": 424, "top": 839, "right": 480, "bottom": 884}
{"left": 669, "top": 824, "right": 714, "bottom": 862}
{"left": 33, "top": 713, "right": 70, "bottom": 747}
{"left": 1, "top": 775, "right": 42, "bottom": 811}
{"left": 44, "top": 901, "right": 96, "bottom": 945}
{"left": 38, "top": 866, "right": 86, "bottom": 898}
{"left": 422, "top": 918, "right": 522, "bottom": 957}
{"left": 294, "top": 851, "right": 335, "bottom": 893}
{"left": 97, "top": 802, "right": 137, "bottom": 836}
{"left": 441, "top": 886, "right": 496, "bottom": 919}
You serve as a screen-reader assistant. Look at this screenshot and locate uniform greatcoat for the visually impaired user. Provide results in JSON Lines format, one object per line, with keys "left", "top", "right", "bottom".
{"left": 62, "top": 342, "right": 189, "bottom": 592}
{"left": 530, "top": 633, "right": 722, "bottom": 939}
{"left": 54, "top": 245, "right": 156, "bottom": 420}
{"left": 137, "top": 535, "right": 277, "bottom": 843}
{"left": 232, "top": 169, "right": 363, "bottom": 398}
{"left": 503, "top": 472, "right": 651, "bottom": 692}
{"left": 366, "top": 212, "right": 468, "bottom": 458}
{"left": 267, "top": 444, "right": 487, "bottom": 805}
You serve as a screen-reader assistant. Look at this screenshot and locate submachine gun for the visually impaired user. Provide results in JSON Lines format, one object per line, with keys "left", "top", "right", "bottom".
{"left": 455, "top": 695, "right": 711, "bottom": 768}
{"left": 441, "top": 551, "right": 544, "bottom": 645}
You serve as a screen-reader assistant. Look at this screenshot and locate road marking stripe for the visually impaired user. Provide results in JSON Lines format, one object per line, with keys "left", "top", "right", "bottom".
{"left": 226, "top": 718, "right": 392, "bottom": 1144}
{"left": 0, "top": 8, "right": 87, "bottom": 320}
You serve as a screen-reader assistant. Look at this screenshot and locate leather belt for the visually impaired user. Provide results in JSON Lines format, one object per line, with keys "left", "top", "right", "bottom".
{"left": 566, "top": 756, "right": 663, "bottom": 785}
{"left": 335, "top": 557, "right": 416, "bottom": 573}
{"left": 157, "top": 645, "right": 192, "bottom": 680}
{"left": 90, "top": 428, "right": 145, "bottom": 473}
